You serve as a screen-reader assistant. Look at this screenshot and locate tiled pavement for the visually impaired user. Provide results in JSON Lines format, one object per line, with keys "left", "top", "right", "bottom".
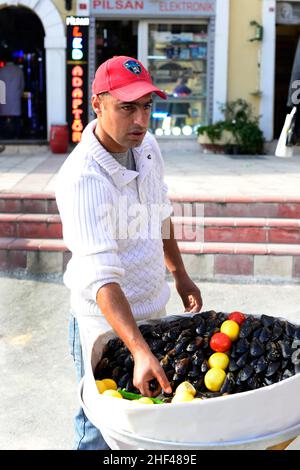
{"left": 0, "top": 140, "right": 300, "bottom": 198}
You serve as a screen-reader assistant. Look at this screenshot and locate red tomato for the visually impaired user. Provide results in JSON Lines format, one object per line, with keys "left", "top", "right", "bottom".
{"left": 228, "top": 311, "right": 246, "bottom": 325}
{"left": 210, "top": 333, "right": 232, "bottom": 353}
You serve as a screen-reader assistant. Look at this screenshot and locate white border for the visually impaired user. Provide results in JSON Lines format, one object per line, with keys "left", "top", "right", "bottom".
{"left": 0, "top": 0, "right": 66, "bottom": 138}
{"left": 260, "top": 0, "right": 276, "bottom": 141}
{"left": 213, "top": 0, "right": 230, "bottom": 122}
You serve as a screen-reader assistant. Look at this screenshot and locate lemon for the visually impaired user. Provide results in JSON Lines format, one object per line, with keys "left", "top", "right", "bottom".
{"left": 136, "top": 397, "right": 154, "bottom": 405}
{"left": 175, "top": 381, "right": 196, "bottom": 397}
{"left": 95, "top": 380, "right": 107, "bottom": 394}
{"left": 220, "top": 320, "right": 240, "bottom": 341}
{"left": 102, "top": 389, "right": 123, "bottom": 399}
{"left": 204, "top": 368, "right": 226, "bottom": 392}
{"left": 208, "top": 352, "right": 230, "bottom": 370}
{"left": 171, "top": 391, "right": 195, "bottom": 403}
{"left": 101, "top": 378, "right": 118, "bottom": 391}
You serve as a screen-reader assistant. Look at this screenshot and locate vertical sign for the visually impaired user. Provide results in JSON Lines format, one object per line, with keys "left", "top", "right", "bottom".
{"left": 66, "top": 16, "right": 89, "bottom": 143}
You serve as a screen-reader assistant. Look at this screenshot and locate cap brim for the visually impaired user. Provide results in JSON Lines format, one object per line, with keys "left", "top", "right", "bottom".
{"left": 109, "top": 81, "right": 167, "bottom": 101}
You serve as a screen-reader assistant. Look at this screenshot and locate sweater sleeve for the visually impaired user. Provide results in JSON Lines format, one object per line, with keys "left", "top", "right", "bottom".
{"left": 56, "top": 176, "right": 125, "bottom": 301}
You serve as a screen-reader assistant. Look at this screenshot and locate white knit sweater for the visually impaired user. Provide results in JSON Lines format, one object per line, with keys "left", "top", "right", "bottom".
{"left": 55, "top": 119, "right": 173, "bottom": 326}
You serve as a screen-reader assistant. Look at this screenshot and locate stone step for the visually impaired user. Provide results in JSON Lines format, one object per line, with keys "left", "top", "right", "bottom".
{"left": 0, "top": 237, "right": 299, "bottom": 281}
{"left": 0, "top": 213, "right": 62, "bottom": 239}
{"left": 1, "top": 193, "right": 300, "bottom": 219}
{"left": 173, "top": 216, "right": 300, "bottom": 244}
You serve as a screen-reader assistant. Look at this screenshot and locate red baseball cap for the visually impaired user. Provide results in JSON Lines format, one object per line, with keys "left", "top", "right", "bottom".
{"left": 92, "top": 56, "right": 167, "bottom": 101}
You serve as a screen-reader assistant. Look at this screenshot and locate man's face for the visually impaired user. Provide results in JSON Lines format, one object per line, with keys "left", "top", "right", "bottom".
{"left": 92, "top": 92, "right": 153, "bottom": 151}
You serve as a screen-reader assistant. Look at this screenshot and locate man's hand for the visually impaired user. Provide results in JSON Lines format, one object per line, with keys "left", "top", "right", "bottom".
{"left": 175, "top": 274, "right": 203, "bottom": 313}
{"left": 132, "top": 348, "right": 172, "bottom": 397}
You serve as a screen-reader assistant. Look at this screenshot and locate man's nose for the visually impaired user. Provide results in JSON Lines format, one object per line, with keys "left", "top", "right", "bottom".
{"left": 133, "top": 108, "right": 148, "bottom": 127}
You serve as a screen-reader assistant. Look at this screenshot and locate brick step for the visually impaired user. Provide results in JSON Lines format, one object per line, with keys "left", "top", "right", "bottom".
{"left": 1, "top": 193, "right": 300, "bottom": 219}
{"left": 0, "top": 193, "right": 58, "bottom": 214}
{"left": 0, "top": 213, "right": 62, "bottom": 238}
{"left": 173, "top": 216, "right": 300, "bottom": 244}
{"left": 1, "top": 213, "right": 299, "bottom": 244}
{"left": 0, "top": 237, "right": 299, "bottom": 280}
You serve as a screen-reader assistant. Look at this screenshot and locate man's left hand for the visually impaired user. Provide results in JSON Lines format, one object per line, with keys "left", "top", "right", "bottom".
{"left": 175, "top": 275, "right": 203, "bottom": 313}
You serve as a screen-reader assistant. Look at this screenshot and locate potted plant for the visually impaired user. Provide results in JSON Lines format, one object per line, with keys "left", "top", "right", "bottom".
{"left": 197, "top": 99, "right": 265, "bottom": 155}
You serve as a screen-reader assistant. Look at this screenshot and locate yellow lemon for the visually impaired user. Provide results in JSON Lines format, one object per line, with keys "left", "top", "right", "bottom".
{"left": 101, "top": 378, "right": 118, "bottom": 391}
{"left": 204, "top": 368, "right": 226, "bottom": 392}
{"left": 171, "top": 391, "right": 195, "bottom": 403}
{"left": 102, "top": 389, "right": 123, "bottom": 399}
{"left": 95, "top": 380, "right": 107, "bottom": 394}
{"left": 220, "top": 320, "right": 240, "bottom": 341}
{"left": 175, "top": 381, "right": 196, "bottom": 397}
{"left": 208, "top": 352, "right": 230, "bottom": 370}
{"left": 137, "top": 397, "right": 154, "bottom": 405}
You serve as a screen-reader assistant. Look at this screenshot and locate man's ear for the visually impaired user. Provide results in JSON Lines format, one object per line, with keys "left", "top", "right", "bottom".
{"left": 91, "top": 94, "right": 102, "bottom": 116}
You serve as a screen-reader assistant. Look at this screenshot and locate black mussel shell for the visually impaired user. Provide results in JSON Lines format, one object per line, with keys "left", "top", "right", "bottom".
{"left": 278, "top": 340, "right": 293, "bottom": 359}
{"left": 236, "top": 338, "right": 250, "bottom": 354}
{"left": 175, "top": 357, "right": 192, "bottom": 375}
{"left": 192, "top": 350, "right": 204, "bottom": 366}
{"left": 294, "top": 328, "right": 300, "bottom": 341}
{"left": 196, "top": 323, "right": 206, "bottom": 336}
{"left": 239, "top": 321, "right": 253, "bottom": 338}
{"left": 285, "top": 322, "right": 296, "bottom": 338}
{"left": 259, "top": 327, "right": 272, "bottom": 343}
{"left": 148, "top": 338, "right": 164, "bottom": 353}
{"left": 201, "top": 359, "right": 210, "bottom": 374}
{"left": 174, "top": 338, "right": 190, "bottom": 354}
{"left": 271, "top": 322, "right": 283, "bottom": 341}
{"left": 186, "top": 336, "right": 203, "bottom": 352}
{"left": 139, "top": 324, "right": 153, "bottom": 336}
{"left": 229, "top": 358, "right": 240, "bottom": 373}
{"left": 118, "top": 372, "right": 130, "bottom": 389}
{"left": 178, "top": 329, "right": 193, "bottom": 340}
{"left": 236, "top": 352, "right": 249, "bottom": 368}
{"left": 261, "top": 314, "right": 275, "bottom": 328}
{"left": 179, "top": 317, "right": 195, "bottom": 329}
{"left": 167, "top": 326, "right": 182, "bottom": 341}
{"left": 265, "top": 361, "right": 281, "bottom": 377}
{"left": 247, "top": 374, "right": 263, "bottom": 390}
{"left": 254, "top": 355, "right": 268, "bottom": 374}
{"left": 188, "top": 365, "right": 202, "bottom": 379}
{"left": 237, "top": 364, "right": 254, "bottom": 382}
{"left": 220, "top": 372, "right": 235, "bottom": 394}
{"left": 250, "top": 338, "right": 265, "bottom": 357}
{"left": 281, "top": 369, "right": 294, "bottom": 380}
{"left": 230, "top": 344, "right": 238, "bottom": 359}
{"left": 266, "top": 342, "right": 281, "bottom": 362}
{"left": 124, "top": 354, "right": 134, "bottom": 370}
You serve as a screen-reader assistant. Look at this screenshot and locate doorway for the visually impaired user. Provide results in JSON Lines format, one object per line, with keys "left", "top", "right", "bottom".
{"left": 274, "top": 24, "right": 300, "bottom": 138}
{"left": 95, "top": 20, "right": 138, "bottom": 69}
{"left": 0, "top": 6, "right": 47, "bottom": 142}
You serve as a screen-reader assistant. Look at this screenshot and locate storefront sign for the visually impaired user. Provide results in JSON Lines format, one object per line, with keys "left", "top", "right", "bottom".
{"left": 66, "top": 16, "right": 89, "bottom": 143}
{"left": 91, "top": 0, "right": 216, "bottom": 17}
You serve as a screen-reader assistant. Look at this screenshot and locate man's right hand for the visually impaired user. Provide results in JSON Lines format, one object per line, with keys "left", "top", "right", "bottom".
{"left": 132, "top": 347, "right": 172, "bottom": 397}
{"left": 96, "top": 283, "right": 172, "bottom": 397}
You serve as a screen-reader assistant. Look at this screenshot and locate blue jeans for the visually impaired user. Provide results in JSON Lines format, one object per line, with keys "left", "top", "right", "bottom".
{"left": 68, "top": 314, "right": 110, "bottom": 450}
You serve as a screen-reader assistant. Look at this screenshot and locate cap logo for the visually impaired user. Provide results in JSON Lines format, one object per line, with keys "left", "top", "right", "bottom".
{"left": 123, "top": 60, "right": 142, "bottom": 75}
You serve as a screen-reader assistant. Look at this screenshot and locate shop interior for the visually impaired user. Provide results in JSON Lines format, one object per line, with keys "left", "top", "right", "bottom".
{"left": 274, "top": 24, "right": 300, "bottom": 138}
{"left": 95, "top": 20, "right": 209, "bottom": 137}
{"left": 0, "top": 6, "right": 47, "bottom": 142}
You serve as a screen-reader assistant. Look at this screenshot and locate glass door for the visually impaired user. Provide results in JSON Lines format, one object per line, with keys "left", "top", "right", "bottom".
{"left": 144, "top": 22, "right": 209, "bottom": 137}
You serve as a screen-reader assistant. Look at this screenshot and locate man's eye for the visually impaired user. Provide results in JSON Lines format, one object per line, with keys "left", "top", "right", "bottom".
{"left": 122, "top": 106, "right": 134, "bottom": 111}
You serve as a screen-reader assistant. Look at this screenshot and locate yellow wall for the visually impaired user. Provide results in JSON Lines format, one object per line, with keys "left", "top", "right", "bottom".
{"left": 53, "top": 0, "right": 76, "bottom": 20}
{"left": 228, "top": 0, "right": 263, "bottom": 117}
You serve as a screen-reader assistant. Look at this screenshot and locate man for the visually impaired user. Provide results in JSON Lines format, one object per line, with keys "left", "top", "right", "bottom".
{"left": 56, "top": 56, "right": 202, "bottom": 450}
{"left": 0, "top": 50, "right": 24, "bottom": 139}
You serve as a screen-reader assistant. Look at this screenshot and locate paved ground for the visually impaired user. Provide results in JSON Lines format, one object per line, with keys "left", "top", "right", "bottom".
{"left": 0, "top": 140, "right": 300, "bottom": 198}
{"left": 0, "top": 273, "right": 299, "bottom": 450}
{"left": 1, "top": 141, "right": 300, "bottom": 450}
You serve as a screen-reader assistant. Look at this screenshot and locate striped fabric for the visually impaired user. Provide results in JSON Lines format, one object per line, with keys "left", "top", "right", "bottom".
{"left": 55, "top": 119, "right": 173, "bottom": 323}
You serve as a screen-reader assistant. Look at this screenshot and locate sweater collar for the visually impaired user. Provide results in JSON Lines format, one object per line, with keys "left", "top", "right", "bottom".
{"left": 82, "top": 119, "right": 153, "bottom": 189}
